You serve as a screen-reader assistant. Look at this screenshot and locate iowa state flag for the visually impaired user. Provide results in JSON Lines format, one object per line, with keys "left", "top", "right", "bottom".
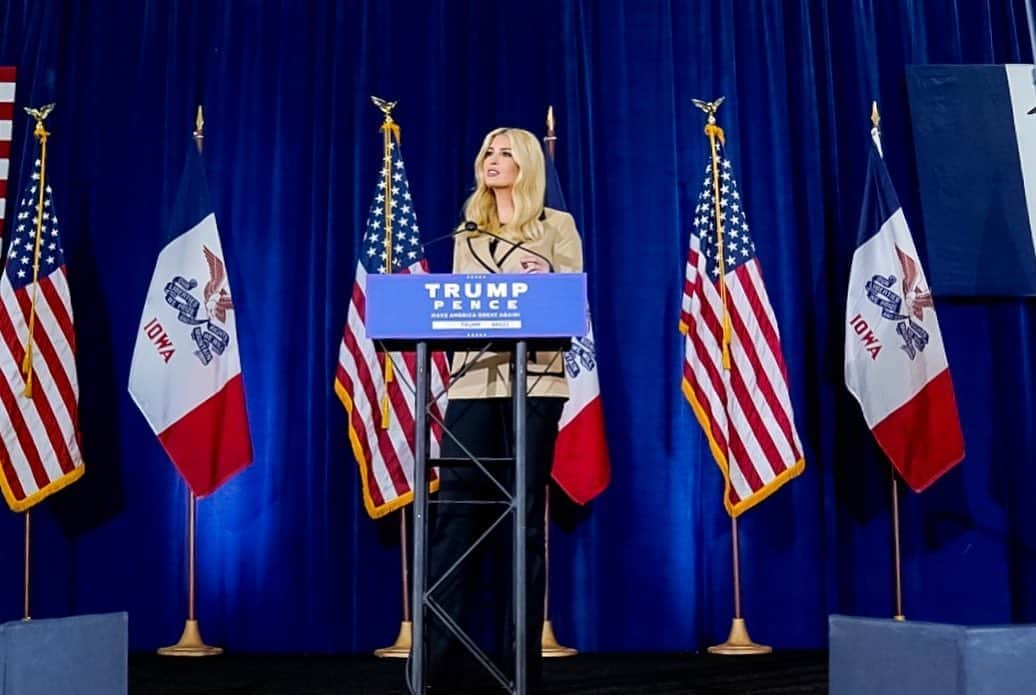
{"left": 544, "top": 156, "right": 610, "bottom": 504}
{"left": 845, "top": 132, "right": 965, "bottom": 491}
{"left": 128, "top": 145, "right": 252, "bottom": 496}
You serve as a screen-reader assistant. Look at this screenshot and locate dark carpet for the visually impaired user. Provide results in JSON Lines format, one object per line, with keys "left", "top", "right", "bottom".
{"left": 130, "top": 650, "right": 828, "bottom": 694}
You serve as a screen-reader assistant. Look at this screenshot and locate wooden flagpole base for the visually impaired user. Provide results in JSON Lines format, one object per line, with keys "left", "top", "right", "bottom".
{"left": 157, "top": 619, "right": 223, "bottom": 657}
{"left": 374, "top": 620, "right": 412, "bottom": 658}
{"left": 707, "top": 618, "right": 772, "bottom": 655}
{"left": 541, "top": 620, "right": 578, "bottom": 657}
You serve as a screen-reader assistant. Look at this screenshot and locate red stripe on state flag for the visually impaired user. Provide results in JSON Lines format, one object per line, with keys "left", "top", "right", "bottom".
{"left": 551, "top": 397, "right": 610, "bottom": 504}
{"left": 157, "top": 374, "right": 252, "bottom": 496}
{"left": 0, "top": 102, "right": 12, "bottom": 120}
{"left": 0, "top": 67, "right": 15, "bottom": 81}
{"left": 0, "top": 141, "right": 10, "bottom": 158}
{"left": 870, "top": 369, "right": 965, "bottom": 492}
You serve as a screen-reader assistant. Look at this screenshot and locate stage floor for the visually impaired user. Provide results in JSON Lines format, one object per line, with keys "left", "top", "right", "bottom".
{"left": 130, "top": 650, "right": 828, "bottom": 694}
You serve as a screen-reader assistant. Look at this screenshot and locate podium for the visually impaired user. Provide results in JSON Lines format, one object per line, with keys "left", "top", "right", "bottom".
{"left": 367, "top": 272, "right": 587, "bottom": 695}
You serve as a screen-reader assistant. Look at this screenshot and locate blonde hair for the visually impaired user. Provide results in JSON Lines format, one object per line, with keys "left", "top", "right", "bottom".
{"left": 462, "top": 127, "right": 546, "bottom": 242}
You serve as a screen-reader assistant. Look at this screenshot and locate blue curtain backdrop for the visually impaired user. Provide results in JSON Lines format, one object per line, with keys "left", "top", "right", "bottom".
{"left": 0, "top": 0, "right": 1033, "bottom": 652}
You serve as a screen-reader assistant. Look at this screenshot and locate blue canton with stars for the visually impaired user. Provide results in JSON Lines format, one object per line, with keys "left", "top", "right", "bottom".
{"left": 691, "top": 144, "right": 756, "bottom": 280}
{"left": 6, "top": 159, "right": 66, "bottom": 289}
{"left": 361, "top": 142, "right": 422, "bottom": 273}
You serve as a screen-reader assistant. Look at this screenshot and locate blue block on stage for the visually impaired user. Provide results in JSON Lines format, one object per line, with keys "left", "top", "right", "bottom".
{"left": 829, "top": 615, "right": 1036, "bottom": 695}
{"left": 0, "top": 613, "right": 128, "bottom": 695}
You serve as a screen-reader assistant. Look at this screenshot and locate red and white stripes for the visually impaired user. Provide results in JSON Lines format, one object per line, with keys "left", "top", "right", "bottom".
{"left": 335, "top": 261, "right": 449, "bottom": 517}
{"left": 681, "top": 236, "right": 803, "bottom": 515}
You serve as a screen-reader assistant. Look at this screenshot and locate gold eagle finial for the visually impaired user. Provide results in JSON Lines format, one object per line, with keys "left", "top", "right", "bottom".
{"left": 370, "top": 96, "right": 397, "bottom": 117}
{"left": 692, "top": 97, "right": 725, "bottom": 124}
{"left": 23, "top": 103, "right": 56, "bottom": 142}
{"left": 23, "top": 103, "right": 55, "bottom": 123}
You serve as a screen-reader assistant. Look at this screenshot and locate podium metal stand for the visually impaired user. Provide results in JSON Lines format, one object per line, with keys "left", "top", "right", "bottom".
{"left": 367, "top": 273, "right": 586, "bottom": 695}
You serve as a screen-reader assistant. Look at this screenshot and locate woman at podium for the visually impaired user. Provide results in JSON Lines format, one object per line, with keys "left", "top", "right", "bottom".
{"left": 427, "top": 126, "right": 582, "bottom": 691}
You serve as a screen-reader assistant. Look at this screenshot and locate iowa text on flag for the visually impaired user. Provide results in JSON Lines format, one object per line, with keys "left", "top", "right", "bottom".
{"left": 680, "top": 141, "right": 804, "bottom": 516}
{"left": 334, "top": 139, "right": 449, "bottom": 518}
{"left": 0, "top": 158, "right": 84, "bottom": 511}
{"left": 0, "top": 67, "right": 14, "bottom": 229}
{"left": 544, "top": 156, "right": 610, "bottom": 504}
{"left": 128, "top": 146, "right": 252, "bottom": 496}
{"left": 845, "top": 135, "right": 964, "bottom": 491}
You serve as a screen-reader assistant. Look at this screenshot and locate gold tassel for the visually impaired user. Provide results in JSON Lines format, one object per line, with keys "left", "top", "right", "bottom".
{"left": 380, "top": 358, "right": 394, "bottom": 428}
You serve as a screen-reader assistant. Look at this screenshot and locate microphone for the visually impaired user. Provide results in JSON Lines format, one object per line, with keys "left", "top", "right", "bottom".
{"left": 459, "top": 221, "right": 556, "bottom": 273}
{"left": 419, "top": 225, "right": 466, "bottom": 252}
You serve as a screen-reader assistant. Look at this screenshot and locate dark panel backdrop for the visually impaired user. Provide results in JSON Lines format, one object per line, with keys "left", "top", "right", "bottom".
{"left": 0, "top": 0, "right": 1033, "bottom": 652}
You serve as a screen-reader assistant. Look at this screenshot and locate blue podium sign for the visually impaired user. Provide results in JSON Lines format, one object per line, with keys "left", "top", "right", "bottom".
{"left": 365, "top": 273, "right": 587, "bottom": 339}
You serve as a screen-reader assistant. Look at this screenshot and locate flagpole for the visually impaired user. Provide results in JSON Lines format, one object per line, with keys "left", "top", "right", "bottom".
{"left": 540, "top": 105, "right": 578, "bottom": 658}
{"left": 891, "top": 472, "right": 905, "bottom": 620}
{"left": 368, "top": 97, "right": 414, "bottom": 659}
{"left": 694, "top": 98, "right": 771, "bottom": 656}
{"left": 869, "top": 101, "right": 908, "bottom": 623}
{"left": 158, "top": 107, "right": 222, "bottom": 658}
{"left": 17, "top": 104, "right": 56, "bottom": 623}
{"left": 374, "top": 511, "right": 413, "bottom": 658}
{"left": 22, "top": 510, "right": 31, "bottom": 620}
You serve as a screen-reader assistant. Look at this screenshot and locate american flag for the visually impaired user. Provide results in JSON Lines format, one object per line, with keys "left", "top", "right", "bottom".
{"left": 0, "top": 157, "right": 83, "bottom": 511}
{"left": 334, "top": 139, "right": 449, "bottom": 518}
{"left": 680, "top": 141, "right": 803, "bottom": 516}
{"left": 0, "top": 67, "right": 15, "bottom": 230}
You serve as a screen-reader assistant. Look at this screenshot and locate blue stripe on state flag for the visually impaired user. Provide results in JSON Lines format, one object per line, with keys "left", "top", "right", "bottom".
{"left": 906, "top": 64, "right": 1036, "bottom": 296}
{"left": 545, "top": 156, "right": 568, "bottom": 212}
{"left": 857, "top": 145, "right": 905, "bottom": 246}
{"left": 166, "top": 146, "right": 214, "bottom": 242}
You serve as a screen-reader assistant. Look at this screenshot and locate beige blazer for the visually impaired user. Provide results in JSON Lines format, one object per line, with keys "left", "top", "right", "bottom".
{"left": 448, "top": 207, "right": 583, "bottom": 399}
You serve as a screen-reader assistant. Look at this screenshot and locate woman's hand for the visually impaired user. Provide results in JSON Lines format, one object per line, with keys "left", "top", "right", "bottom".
{"left": 519, "top": 256, "right": 551, "bottom": 274}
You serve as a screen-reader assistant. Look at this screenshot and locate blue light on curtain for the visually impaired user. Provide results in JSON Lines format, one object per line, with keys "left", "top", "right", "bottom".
{"left": 0, "top": 0, "right": 1032, "bottom": 652}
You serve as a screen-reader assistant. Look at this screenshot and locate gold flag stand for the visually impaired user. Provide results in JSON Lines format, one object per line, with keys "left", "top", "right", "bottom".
{"left": 23, "top": 510, "right": 31, "bottom": 620}
{"left": 18, "top": 103, "right": 58, "bottom": 623}
{"left": 159, "top": 109, "right": 221, "bottom": 657}
{"left": 540, "top": 106, "right": 578, "bottom": 658}
{"left": 369, "top": 96, "right": 413, "bottom": 660}
{"left": 159, "top": 490, "right": 222, "bottom": 656}
{"left": 374, "top": 511, "right": 412, "bottom": 658}
{"left": 708, "top": 517, "right": 770, "bottom": 655}
{"left": 692, "top": 97, "right": 770, "bottom": 655}
{"left": 542, "top": 489, "right": 576, "bottom": 657}
{"left": 890, "top": 472, "right": 905, "bottom": 622}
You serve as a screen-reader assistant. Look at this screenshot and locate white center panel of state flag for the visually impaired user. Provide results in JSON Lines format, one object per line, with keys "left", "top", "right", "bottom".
{"left": 845, "top": 208, "right": 949, "bottom": 427}
{"left": 128, "top": 213, "right": 242, "bottom": 433}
